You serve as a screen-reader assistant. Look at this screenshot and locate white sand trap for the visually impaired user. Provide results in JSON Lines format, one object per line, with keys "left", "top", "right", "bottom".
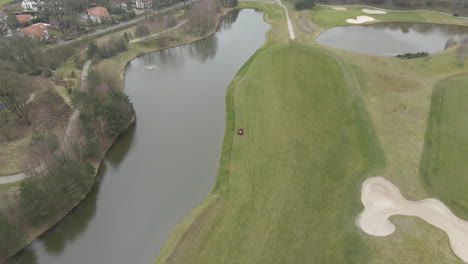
{"left": 331, "top": 6, "right": 346, "bottom": 10}
{"left": 362, "top": 8, "right": 387, "bottom": 14}
{"left": 346, "top": 16, "right": 375, "bottom": 24}
{"left": 358, "top": 177, "right": 468, "bottom": 263}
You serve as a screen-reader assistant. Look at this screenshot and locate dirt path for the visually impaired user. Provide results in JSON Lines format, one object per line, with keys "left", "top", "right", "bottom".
{"left": 62, "top": 59, "right": 91, "bottom": 150}
{"left": 130, "top": 20, "right": 188, "bottom": 43}
{"left": 358, "top": 177, "right": 468, "bottom": 263}
{"left": 240, "top": 0, "right": 295, "bottom": 40}
{"left": 276, "top": 0, "right": 295, "bottom": 40}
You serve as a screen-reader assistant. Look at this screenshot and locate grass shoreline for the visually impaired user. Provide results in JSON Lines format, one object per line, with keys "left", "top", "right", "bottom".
{"left": 153, "top": 3, "right": 468, "bottom": 264}
{"left": 419, "top": 73, "right": 468, "bottom": 220}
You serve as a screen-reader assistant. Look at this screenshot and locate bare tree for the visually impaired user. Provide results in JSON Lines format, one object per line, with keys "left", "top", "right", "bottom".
{"left": 188, "top": 0, "right": 219, "bottom": 36}
{"left": 0, "top": 72, "right": 32, "bottom": 125}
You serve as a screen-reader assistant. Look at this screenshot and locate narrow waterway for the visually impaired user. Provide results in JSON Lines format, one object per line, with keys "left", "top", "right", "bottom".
{"left": 8, "top": 9, "right": 269, "bottom": 264}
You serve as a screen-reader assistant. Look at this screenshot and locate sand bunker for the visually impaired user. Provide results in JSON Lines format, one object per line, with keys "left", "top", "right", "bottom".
{"left": 331, "top": 6, "right": 346, "bottom": 10}
{"left": 358, "top": 177, "right": 468, "bottom": 263}
{"left": 346, "top": 16, "right": 375, "bottom": 24}
{"left": 362, "top": 8, "right": 387, "bottom": 14}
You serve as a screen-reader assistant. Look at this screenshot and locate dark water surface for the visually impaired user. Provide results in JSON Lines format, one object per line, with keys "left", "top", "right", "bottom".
{"left": 317, "top": 22, "right": 468, "bottom": 55}
{"left": 9, "top": 9, "right": 269, "bottom": 264}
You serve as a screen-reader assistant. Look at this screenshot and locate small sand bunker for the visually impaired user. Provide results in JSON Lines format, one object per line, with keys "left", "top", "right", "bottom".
{"left": 362, "top": 8, "right": 387, "bottom": 14}
{"left": 331, "top": 6, "right": 346, "bottom": 10}
{"left": 358, "top": 177, "right": 468, "bottom": 263}
{"left": 346, "top": 16, "right": 375, "bottom": 24}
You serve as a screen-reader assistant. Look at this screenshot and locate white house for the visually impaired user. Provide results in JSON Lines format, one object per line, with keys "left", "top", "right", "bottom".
{"left": 0, "top": 11, "right": 8, "bottom": 26}
{"left": 135, "top": 0, "right": 153, "bottom": 9}
{"left": 21, "top": 0, "right": 40, "bottom": 11}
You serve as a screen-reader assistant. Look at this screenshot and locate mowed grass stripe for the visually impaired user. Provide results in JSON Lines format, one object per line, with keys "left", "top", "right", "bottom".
{"left": 163, "top": 44, "right": 381, "bottom": 264}
{"left": 421, "top": 73, "right": 468, "bottom": 219}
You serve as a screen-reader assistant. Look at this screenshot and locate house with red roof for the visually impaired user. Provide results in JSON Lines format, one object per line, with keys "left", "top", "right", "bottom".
{"left": 16, "top": 14, "right": 33, "bottom": 23}
{"left": 20, "top": 23, "right": 49, "bottom": 40}
{"left": 86, "top": 6, "right": 109, "bottom": 23}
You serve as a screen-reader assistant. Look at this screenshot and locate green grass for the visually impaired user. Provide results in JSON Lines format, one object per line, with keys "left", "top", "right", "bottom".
{"left": 420, "top": 73, "right": 468, "bottom": 220}
{"left": 312, "top": 5, "right": 468, "bottom": 29}
{"left": 0, "top": 0, "right": 14, "bottom": 7}
{"left": 156, "top": 44, "right": 383, "bottom": 264}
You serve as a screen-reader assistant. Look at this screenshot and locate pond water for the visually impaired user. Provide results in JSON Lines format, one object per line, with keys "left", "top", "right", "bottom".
{"left": 8, "top": 9, "right": 269, "bottom": 264}
{"left": 317, "top": 22, "right": 468, "bottom": 55}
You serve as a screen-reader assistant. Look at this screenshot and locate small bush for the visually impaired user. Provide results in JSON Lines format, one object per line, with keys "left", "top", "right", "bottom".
{"left": 135, "top": 24, "right": 150, "bottom": 38}
{"left": 396, "top": 51, "right": 429, "bottom": 59}
{"left": 19, "top": 160, "right": 95, "bottom": 225}
{"left": 99, "top": 37, "right": 128, "bottom": 59}
{"left": 295, "top": 0, "right": 315, "bottom": 10}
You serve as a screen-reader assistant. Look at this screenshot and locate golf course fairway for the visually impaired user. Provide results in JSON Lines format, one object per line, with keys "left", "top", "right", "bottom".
{"left": 421, "top": 74, "right": 468, "bottom": 219}
{"left": 155, "top": 44, "right": 383, "bottom": 264}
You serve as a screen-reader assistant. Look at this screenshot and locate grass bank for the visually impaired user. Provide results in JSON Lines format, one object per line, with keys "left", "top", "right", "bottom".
{"left": 154, "top": 16, "right": 383, "bottom": 263}
{"left": 153, "top": 2, "right": 468, "bottom": 264}
{"left": 420, "top": 73, "right": 468, "bottom": 220}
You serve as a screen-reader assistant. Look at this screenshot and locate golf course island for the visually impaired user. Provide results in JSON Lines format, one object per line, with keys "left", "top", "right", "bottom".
{"left": 2, "top": 0, "right": 468, "bottom": 264}
{"left": 152, "top": 3, "right": 468, "bottom": 264}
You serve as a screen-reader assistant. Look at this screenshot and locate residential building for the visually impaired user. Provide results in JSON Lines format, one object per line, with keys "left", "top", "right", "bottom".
{"left": 86, "top": 6, "right": 109, "bottom": 23}
{"left": 0, "top": 11, "right": 7, "bottom": 26}
{"left": 16, "top": 14, "right": 33, "bottom": 23}
{"left": 21, "top": 0, "right": 40, "bottom": 11}
{"left": 135, "top": 0, "right": 153, "bottom": 9}
{"left": 0, "top": 26, "right": 12, "bottom": 36}
{"left": 20, "top": 23, "right": 49, "bottom": 39}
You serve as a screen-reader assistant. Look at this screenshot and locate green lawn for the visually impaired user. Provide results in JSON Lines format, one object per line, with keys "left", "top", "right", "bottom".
{"left": 421, "top": 73, "right": 468, "bottom": 220}
{"left": 156, "top": 44, "right": 382, "bottom": 264}
{"left": 0, "top": 0, "right": 14, "bottom": 7}
{"left": 312, "top": 5, "right": 468, "bottom": 29}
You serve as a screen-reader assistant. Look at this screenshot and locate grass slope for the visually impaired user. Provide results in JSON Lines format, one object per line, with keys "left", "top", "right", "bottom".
{"left": 421, "top": 73, "right": 468, "bottom": 220}
{"left": 0, "top": 0, "right": 13, "bottom": 7}
{"left": 158, "top": 44, "right": 382, "bottom": 264}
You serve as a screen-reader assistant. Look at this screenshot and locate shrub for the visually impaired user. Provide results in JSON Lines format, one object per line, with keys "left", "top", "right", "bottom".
{"left": 135, "top": 24, "right": 150, "bottom": 38}
{"left": 396, "top": 51, "right": 429, "bottom": 59}
{"left": 87, "top": 41, "right": 101, "bottom": 59}
{"left": 0, "top": 213, "right": 25, "bottom": 257}
{"left": 99, "top": 37, "right": 128, "bottom": 59}
{"left": 295, "top": 0, "right": 315, "bottom": 10}
{"left": 19, "top": 160, "right": 95, "bottom": 225}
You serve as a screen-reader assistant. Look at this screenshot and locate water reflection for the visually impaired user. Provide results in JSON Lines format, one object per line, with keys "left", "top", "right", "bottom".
{"left": 219, "top": 9, "right": 240, "bottom": 31}
{"left": 188, "top": 35, "right": 219, "bottom": 62}
{"left": 317, "top": 22, "right": 468, "bottom": 55}
{"left": 106, "top": 122, "right": 137, "bottom": 168}
{"left": 7, "top": 9, "right": 269, "bottom": 264}
{"left": 6, "top": 248, "right": 37, "bottom": 264}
